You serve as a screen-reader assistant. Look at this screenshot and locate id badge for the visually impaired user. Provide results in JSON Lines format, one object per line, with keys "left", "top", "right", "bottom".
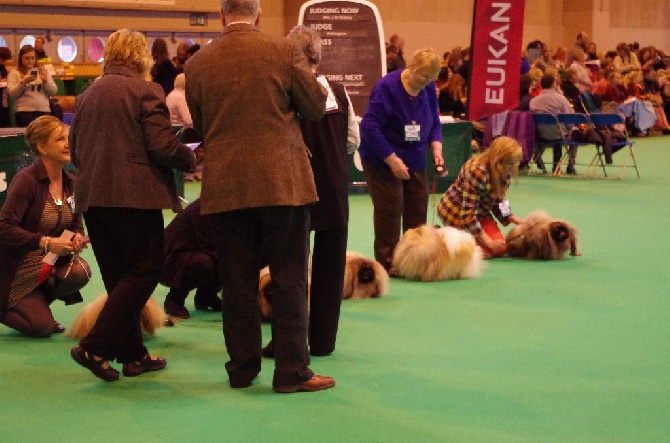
{"left": 405, "top": 122, "right": 420, "bottom": 142}
{"left": 498, "top": 200, "right": 512, "bottom": 217}
{"left": 66, "top": 195, "right": 76, "bottom": 213}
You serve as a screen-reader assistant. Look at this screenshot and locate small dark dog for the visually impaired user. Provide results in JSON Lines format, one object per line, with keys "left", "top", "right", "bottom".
{"left": 505, "top": 211, "right": 579, "bottom": 260}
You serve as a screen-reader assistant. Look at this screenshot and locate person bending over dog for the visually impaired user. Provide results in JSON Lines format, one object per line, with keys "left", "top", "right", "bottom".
{"left": 161, "top": 198, "right": 221, "bottom": 319}
{"left": 437, "top": 136, "right": 524, "bottom": 258}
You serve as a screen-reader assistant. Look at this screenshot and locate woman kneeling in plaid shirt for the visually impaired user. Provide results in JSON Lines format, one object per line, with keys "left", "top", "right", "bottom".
{"left": 437, "top": 136, "right": 524, "bottom": 258}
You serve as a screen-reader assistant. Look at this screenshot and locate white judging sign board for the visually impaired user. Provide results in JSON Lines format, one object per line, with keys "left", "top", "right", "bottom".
{"left": 299, "top": 0, "right": 385, "bottom": 117}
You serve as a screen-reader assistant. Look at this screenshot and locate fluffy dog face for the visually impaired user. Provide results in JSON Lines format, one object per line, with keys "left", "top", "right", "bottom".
{"left": 342, "top": 253, "right": 389, "bottom": 300}
{"left": 259, "top": 254, "right": 388, "bottom": 321}
{"left": 505, "top": 211, "right": 578, "bottom": 260}
{"left": 391, "top": 225, "right": 483, "bottom": 282}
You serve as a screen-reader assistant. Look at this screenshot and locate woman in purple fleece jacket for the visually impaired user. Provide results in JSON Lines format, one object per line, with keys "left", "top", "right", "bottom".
{"left": 358, "top": 48, "right": 444, "bottom": 271}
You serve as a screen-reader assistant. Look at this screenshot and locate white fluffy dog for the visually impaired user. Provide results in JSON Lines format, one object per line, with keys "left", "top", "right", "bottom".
{"left": 391, "top": 225, "right": 483, "bottom": 282}
{"left": 66, "top": 294, "right": 167, "bottom": 339}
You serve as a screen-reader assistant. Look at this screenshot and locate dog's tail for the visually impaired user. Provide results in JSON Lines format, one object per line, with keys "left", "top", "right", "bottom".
{"left": 140, "top": 297, "right": 167, "bottom": 336}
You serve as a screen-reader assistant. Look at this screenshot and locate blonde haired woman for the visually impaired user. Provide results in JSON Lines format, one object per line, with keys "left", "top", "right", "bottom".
{"left": 359, "top": 48, "right": 444, "bottom": 270}
{"left": 437, "top": 136, "right": 524, "bottom": 258}
{"left": 69, "top": 29, "right": 195, "bottom": 381}
{"left": 0, "top": 116, "right": 89, "bottom": 337}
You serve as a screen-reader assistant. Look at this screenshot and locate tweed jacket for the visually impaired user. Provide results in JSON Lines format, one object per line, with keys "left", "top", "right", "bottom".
{"left": 184, "top": 23, "right": 327, "bottom": 215}
{"left": 69, "top": 65, "right": 196, "bottom": 213}
{"left": 0, "top": 160, "right": 83, "bottom": 314}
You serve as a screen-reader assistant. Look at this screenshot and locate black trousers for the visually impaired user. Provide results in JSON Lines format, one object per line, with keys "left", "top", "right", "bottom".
{"left": 363, "top": 162, "right": 428, "bottom": 270}
{"left": 308, "top": 226, "right": 347, "bottom": 354}
{"left": 80, "top": 207, "right": 164, "bottom": 363}
{"left": 207, "top": 205, "right": 313, "bottom": 387}
{"left": 164, "top": 252, "right": 220, "bottom": 303}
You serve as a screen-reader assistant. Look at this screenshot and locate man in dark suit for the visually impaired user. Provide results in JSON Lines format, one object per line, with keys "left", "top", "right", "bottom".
{"left": 185, "top": 0, "right": 335, "bottom": 393}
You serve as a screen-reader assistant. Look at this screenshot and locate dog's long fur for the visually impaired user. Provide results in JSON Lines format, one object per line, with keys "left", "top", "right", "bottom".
{"left": 505, "top": 210, "right": 578, "bottom": 260}
{"left": 391, "top": 225, "right": 483, "bottom": 282}
{"left": 66, "top": 294, "right": 166, "bottom": 339}
{"left": 258, "top": 253, "right": 388, "bottom": 321}
{"left": 342, "top": 253, "right": 389, "bottom": 300}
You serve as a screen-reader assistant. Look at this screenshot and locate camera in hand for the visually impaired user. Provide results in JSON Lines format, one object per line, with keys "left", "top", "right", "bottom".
{"left": 30, "top": 69, "right": 38, "bottom": 77}
{"left": 434, "top": 163, "right": 448, "bottom": 177}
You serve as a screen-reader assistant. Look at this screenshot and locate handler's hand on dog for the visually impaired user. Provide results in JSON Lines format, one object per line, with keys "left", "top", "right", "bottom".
{"left": 485, "top": 237, "right": 506, "bottom": 254}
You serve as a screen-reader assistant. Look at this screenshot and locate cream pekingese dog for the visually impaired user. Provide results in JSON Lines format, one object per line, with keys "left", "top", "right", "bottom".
{"left": 505, "top": 210, "right": 578, "bottom": 260}
{"left": 391, "top": 225, "right": 483, "bottom": 282}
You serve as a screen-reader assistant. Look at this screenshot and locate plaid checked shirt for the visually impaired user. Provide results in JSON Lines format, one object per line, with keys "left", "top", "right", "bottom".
{"left": 436, "top": 158, "right": 512, "bottom": 236}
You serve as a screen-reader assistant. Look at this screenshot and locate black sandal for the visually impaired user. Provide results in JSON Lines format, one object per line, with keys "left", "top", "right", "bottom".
{"left": 70, "top": 345, "right": 119, "bottom": 382}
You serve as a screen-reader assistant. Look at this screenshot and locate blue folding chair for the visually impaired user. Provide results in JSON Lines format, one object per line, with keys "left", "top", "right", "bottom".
{"left": 589, "top": 113, "right": 640, "bottom": 179}
{"left": 531, "top": 112, "right": 563, "bottom": 175}
{"left": 556, "top": 113, "right": 603, "bottom": 177}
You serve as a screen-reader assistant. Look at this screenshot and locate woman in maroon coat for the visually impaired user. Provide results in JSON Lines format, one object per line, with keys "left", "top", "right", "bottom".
{"left": 0, "top": 116, "right": 89, "bottom": 337}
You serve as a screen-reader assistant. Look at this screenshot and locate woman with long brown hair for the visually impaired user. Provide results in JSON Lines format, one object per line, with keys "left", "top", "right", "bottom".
{"left": 6, "top": 45, "right": 58, "bottom": 127}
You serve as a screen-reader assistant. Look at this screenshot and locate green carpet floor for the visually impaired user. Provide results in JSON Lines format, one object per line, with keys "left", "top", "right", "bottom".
{"left": 1, "top": 137, "right": 668, "bottom": 442}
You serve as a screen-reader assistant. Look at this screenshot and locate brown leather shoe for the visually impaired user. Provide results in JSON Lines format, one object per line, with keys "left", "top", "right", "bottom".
{"left": 273, "top": 374, "right": 335, "bottom": 393}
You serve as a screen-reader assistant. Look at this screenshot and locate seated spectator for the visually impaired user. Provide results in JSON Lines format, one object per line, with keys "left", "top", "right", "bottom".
{"left": 161, "top": 198, "right": 221, "bottom": 318}
{"left": 613, "top": 42, "right": 641, "bottom": 75}
{"left": 566, "top": 32, "right": 590, "bottom": 67}
{"left": 615, "top": 71, "right": 658, "bottom": 135}
{"left": 561, "top": 67, "right": 586, "bottom": 113}
{"left": 0, "top": 116, "right": 89, "bottom": 337}
{"left": 569, "top": 48, "right": 593, "bottom": 92}
{"left": 640, "top": 67, "right": 670, "bottom": 132}
{"left": 438, "top": 73, "right": 466, "bottom": 117}
{"left": 586, "top": 42, "right": 599, "bottom": 61}
{"left": 552, "top": 46, "right": 568, "bottom": 70}
{"left": 530, "top": 73, "right": 602, "bottom": 174}
{"left": 599, "top": 70, "right": 629, "bottom": 111}
{"left": 528, "top": 67, "right": 544, "bottom": 96}
{"left": 517, "top": 74, "right": 533, "bottom": 111}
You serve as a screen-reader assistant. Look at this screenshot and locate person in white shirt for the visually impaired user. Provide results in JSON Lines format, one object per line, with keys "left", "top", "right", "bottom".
{"left": 166, "top": 73, "right": 192, "bottom": 128}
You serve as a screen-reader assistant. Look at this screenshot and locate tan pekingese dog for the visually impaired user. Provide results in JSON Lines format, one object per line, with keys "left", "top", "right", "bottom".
{"left": 66, "top": 294, "right": 167, "bottom": 339}
{"left": 342, "top": 252, "right": 389, "bottom": 300}
{"left": 505, "top": 210, "right": 578, "bottom": 259}
{"left": 391, "top": 225, "right": 483, "bottom": 282}
{"left": 258, "top": 253, "right": 388, "bottom": 321}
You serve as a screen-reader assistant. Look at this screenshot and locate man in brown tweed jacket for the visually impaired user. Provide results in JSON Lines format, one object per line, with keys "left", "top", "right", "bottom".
{"left": 185, "top": 0, "right": 335, "bottom": 393}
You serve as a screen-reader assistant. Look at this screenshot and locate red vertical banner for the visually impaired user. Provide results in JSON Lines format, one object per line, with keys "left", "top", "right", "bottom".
{"left": 467, "top": 0, "right": 526, "bottom": 122}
